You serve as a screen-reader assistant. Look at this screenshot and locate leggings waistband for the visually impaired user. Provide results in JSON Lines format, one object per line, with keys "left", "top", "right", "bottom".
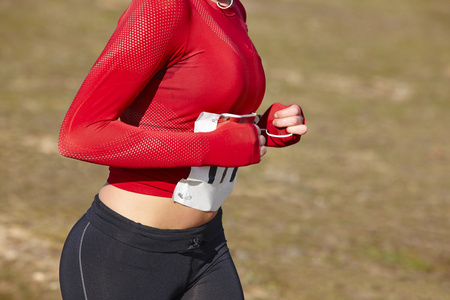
{"left": 86, "top": 194, "right": 225, "bottom": 253}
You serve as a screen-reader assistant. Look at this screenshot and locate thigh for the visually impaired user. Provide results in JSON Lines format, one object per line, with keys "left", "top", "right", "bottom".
{"left": 59, "top": 215, "right": 189, "bottom": 300}
{"left": 180, "top": 249, "right": 245, "bottom": 300}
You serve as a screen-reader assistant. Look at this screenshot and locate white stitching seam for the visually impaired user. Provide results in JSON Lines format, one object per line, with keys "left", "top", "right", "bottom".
{"left": 79, "top": 222, "right": 91, "bottom": 300}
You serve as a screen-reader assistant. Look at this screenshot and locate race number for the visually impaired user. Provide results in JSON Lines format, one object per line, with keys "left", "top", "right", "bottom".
{"left": 172, "top": 112, "right": 257, "bottom": 211}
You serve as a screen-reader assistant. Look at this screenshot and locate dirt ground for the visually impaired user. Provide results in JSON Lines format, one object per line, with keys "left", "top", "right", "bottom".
{"left": 1, "top": 0, "right": 449, "bottom": 299}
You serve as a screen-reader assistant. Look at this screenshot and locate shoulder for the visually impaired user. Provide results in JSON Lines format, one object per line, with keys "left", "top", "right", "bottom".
{"left": 121, "top": 0, "right": 192, "bottom": 24}
{"left": 113, "top": 0, "right": 193, "bottom": 45}
{"left": 129, "top": 0, "right": 192, "bottom": 13}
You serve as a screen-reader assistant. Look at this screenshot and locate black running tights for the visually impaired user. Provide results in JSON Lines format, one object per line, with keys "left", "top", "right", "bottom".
{"left": 59, "top": 195, "right": 244, "bottom": 300}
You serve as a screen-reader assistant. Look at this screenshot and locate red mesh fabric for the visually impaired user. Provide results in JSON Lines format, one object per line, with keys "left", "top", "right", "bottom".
{"left": 58, "top": 0, "right": 266, "bottom": 196}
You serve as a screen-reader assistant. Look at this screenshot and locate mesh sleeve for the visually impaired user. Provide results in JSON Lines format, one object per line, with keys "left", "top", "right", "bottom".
{"left": 58, "top": 0, "right": 260, "bottom": 168}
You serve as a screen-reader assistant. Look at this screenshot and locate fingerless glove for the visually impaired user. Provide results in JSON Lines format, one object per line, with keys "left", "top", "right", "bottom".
{"left": 257, "top": 102, "right": 304, "bottom": 147}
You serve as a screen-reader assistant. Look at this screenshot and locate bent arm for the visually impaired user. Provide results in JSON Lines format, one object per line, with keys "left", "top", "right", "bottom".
{"left": 58, "top": 0, "right": 260, "bottom": 168}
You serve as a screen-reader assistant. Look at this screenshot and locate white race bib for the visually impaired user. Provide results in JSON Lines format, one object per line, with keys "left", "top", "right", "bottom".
{"left": 172, "top": 112, "right": 257, "bottom": 211}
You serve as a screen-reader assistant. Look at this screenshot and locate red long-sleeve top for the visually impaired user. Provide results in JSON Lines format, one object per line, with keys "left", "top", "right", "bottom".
{"left": 58, "top": 0, "right": 266, "bottom": 197}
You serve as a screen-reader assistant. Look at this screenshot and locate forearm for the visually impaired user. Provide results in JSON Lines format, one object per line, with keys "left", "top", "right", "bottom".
{"left": 59, "top": 118, "right": 261, "bottom": 168}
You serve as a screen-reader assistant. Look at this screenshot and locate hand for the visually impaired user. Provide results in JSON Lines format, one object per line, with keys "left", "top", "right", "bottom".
{"left": 272, "top": 104, "right": 308, "bottom": 136}
{"left": 255, "top": 124, "right": 267, "bottom": 158}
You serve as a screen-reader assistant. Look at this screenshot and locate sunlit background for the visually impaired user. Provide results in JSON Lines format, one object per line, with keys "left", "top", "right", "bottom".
{"left": 1, "top": 0, "right": 449, "bottom": 299}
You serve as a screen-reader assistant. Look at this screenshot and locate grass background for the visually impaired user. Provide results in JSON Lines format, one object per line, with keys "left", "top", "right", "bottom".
{"left": 1, "top": 0, "right": 449, "bottom": 299}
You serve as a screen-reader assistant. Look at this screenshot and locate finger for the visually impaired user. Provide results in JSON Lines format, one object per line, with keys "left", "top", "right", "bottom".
{"left": 254, "top": 124, "right": 262, "bottom": 135}
{"left": 259, "top": 134, "right": 266, "bottom": 146}
{"left": 260, "top": 145, "right": 267, "bottom": 157}
{"left": 272, "top": 115, "right": 303, "bottom": 128}
{"left": 274, "top": 104, "right": 301, "bottom": 119}
{"left": 286, "top": 124, "right": 308, "bottom": 136}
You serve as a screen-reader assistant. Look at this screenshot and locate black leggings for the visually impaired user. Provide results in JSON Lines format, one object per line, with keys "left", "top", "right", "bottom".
{"left": 59, "top": 195, "right": 244, "bottom": 300}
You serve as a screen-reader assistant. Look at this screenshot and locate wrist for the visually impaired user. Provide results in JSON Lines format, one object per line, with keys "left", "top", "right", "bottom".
{"left": 203, "top": 122, "right": 260, "bottom": 167}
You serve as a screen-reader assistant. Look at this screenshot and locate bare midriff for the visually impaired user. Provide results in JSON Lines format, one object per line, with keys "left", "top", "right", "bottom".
{"left": 98, "top": 184, "right": 218, "bottom": 230}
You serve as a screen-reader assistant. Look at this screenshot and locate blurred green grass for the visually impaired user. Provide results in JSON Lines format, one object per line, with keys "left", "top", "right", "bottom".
{"left": 1, "top": 0, "right": 449, "bottom": 299}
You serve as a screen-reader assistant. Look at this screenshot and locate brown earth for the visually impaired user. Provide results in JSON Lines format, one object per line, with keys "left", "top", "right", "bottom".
{"left": 1, "top": 0, "right": 449, "bottom": 299}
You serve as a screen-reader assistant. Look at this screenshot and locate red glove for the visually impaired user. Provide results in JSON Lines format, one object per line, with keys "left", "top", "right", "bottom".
{"left": 257, "top": 103, "right": 305, "bottom": 148}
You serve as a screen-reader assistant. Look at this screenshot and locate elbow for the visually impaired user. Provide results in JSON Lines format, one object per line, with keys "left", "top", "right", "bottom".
{"left": 58, "top": 118, "right": 89, "bottom": 159}
{"left": 58, "top": 131, "right": 71, "bottom": 158}
{"left": 58, "top": 124, "right": 77, "bottom": 159}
